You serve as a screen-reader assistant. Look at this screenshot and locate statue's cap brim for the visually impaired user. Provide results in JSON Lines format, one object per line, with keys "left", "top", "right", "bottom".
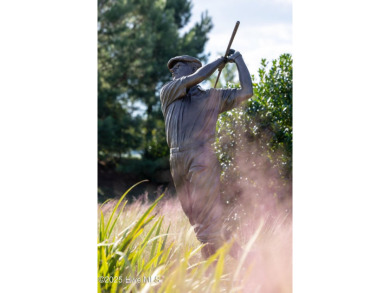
{"left": 167, "top": 55, "right": 202, "bottom": 70}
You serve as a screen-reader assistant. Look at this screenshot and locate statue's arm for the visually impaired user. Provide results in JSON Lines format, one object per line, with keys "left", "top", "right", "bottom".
{"left": 231, "top": 52, "right": 253, "bottom": 103}
{"left": 181, "top": 57, "right": 227, "bottom": 89}
{"left": 215, "top": 52, "right": 253, "bottom": 113}
{"left": 161, "top": 57, "right": 226, "bottom": 108}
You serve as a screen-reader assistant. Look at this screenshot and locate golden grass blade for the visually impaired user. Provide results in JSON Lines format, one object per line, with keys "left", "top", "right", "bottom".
{"left": 188, "top": 244, "right": 205, "bottom": 260}
{"left": 157, "top": 223, "right": 170, "bottom": 264}
{"left": 110, "top": 268, "right": 120, "bottom": 293}
{"left": 146, "top": 233, "right": 172, "bottom": 245}
{"left": 130, "top": 219, "right": 160, "bottom": 270}
{"left": 233, "top": 220, "right": 263, "bottom": 282}
{"left": 156, "top": 241, "right": 174, "bottom": 266}
{"left": 142, "top": 248, "right": 165, "bottom": 272}
{"left": 99, "top": 210, "right": 105, "bottom": 243}
{"left": 99, "top": 246, "right": 109, "bottom": 275}
{"left": 140, "top": 218, "right": 160, "bottom": 249}
{"left": 97, "top": 279, "right": 102, "bottom": 293}
{"left": 212, "top": 243, "right": 231, "bottom": 292}
{"left": 98, "top": 198, "right": 112, "bottom": 212}
{"left": 150, "top": 217, "right": 163, "bottom": 262}
{"left": 105, "top": 180, "right": 148, "bottom": 238}
{"left": 107, "top": 199, "right": 128, "bottom": 239}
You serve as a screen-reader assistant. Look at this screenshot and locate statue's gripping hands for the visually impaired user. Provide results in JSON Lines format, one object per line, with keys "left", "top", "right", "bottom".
{"left": 160, "top": 51, "right": 253, "bottom": 258}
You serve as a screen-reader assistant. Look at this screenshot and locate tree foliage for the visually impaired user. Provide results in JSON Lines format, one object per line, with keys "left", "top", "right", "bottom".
{"left": 98, "top": 0, "right": 213, "bottom": 197}
{"left": 98, "top": 0, "right": 213, "bottom": 163}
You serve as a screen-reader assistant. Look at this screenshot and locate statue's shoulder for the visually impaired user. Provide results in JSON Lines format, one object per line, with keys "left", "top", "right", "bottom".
{"left": 160, "top": 80, "right": 174, "bottom": 96}
{"left": 161, "top": 77, "right": 186, "bottom": 96}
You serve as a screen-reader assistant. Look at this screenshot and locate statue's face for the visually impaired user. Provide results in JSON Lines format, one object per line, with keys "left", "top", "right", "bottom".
{"left": 171, "top": 62, "right": 200, "bottom": 79}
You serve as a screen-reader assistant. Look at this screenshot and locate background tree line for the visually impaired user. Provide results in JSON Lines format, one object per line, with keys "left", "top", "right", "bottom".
{"left": 98, "top": 0, "right": 292, "bottom": 203}
{"left": 98, "top": 0, "right": 213, "bottom": 199}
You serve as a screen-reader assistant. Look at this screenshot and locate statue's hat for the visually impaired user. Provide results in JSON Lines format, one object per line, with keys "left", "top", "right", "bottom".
{"left": 167, "top": 55, "right": 202, "bottom": 70}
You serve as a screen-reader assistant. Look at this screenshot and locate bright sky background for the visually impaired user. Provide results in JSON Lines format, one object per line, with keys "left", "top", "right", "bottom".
{"left": 184, "top": 0, "right": 292, "bottom": 78}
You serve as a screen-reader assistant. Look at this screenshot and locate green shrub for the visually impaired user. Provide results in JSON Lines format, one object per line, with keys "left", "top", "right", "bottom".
{"left": 215, "top": 54, "right": 292, "bottom": 206}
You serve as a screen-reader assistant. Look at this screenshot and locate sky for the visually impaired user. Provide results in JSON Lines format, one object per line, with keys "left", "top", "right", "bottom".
{"left": 184, "top": 0, "right": 292, "bottom": 78}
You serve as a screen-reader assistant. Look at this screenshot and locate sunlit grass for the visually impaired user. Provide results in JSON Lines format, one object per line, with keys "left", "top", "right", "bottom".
{"left": 98, "top": 182, "right": 292, "bottom": 293}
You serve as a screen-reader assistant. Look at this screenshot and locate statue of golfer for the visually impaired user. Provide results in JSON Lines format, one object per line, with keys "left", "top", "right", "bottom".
{"left": 160, "top": 50, "right": 253, "bottom": 258}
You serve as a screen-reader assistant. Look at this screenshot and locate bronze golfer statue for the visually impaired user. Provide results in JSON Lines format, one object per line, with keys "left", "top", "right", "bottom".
{"left": 160, "top": 47, "right": 253, "bottom": 258}
{"left": 160, "top": 22, "right": 253, "bottom": 258}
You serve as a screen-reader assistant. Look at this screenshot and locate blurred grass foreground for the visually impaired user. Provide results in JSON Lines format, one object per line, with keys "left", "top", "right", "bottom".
{"left": 98, "top": 182, "right": 291, "bottom": 293}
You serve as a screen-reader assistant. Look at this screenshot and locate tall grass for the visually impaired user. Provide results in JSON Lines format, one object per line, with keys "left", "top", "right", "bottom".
{"left": 98, "top": 182, "right": 292, "bottom": 293}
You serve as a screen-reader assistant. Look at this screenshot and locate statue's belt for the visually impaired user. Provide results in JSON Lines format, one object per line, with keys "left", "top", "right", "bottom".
{"left": 170, "top": 141, "right": 213, "bottom": 154}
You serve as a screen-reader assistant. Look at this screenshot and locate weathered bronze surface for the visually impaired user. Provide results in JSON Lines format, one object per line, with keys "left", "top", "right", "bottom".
{"left": 160, "top": 50, "right": 253, "bottom": 258}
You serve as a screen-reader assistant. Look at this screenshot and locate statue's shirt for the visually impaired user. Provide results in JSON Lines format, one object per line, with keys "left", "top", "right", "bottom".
{"left": 160, "top": 77, "right": 238, "bottom": 148}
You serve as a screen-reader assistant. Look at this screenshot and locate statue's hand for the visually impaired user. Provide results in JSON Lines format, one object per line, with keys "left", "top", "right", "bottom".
{"left": 218, "top": 49, "right": 239, "bottom": 70}
{"left": 227, "top": 49, "right": 236, "bottom": 56}
{"left": 226, "top": 51, "right": 241, "bottom": 63}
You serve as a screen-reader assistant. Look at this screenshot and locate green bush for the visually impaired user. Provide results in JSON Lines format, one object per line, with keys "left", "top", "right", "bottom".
{"left": 215, "top": 54, "right": 292, "bottom": 204}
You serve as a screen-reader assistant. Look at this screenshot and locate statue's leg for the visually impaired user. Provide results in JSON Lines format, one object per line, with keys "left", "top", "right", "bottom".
{"left": 171, "top": 151, "right": 224, "bottom": 259}
{"left": 170, "top": 152, "right": 195, "bottom": 225}
{"left": 171, "top": 149, "right": 242, "bottom": 259}
{"left": 187, "top": 150, "right": 226, "bottom": 258}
